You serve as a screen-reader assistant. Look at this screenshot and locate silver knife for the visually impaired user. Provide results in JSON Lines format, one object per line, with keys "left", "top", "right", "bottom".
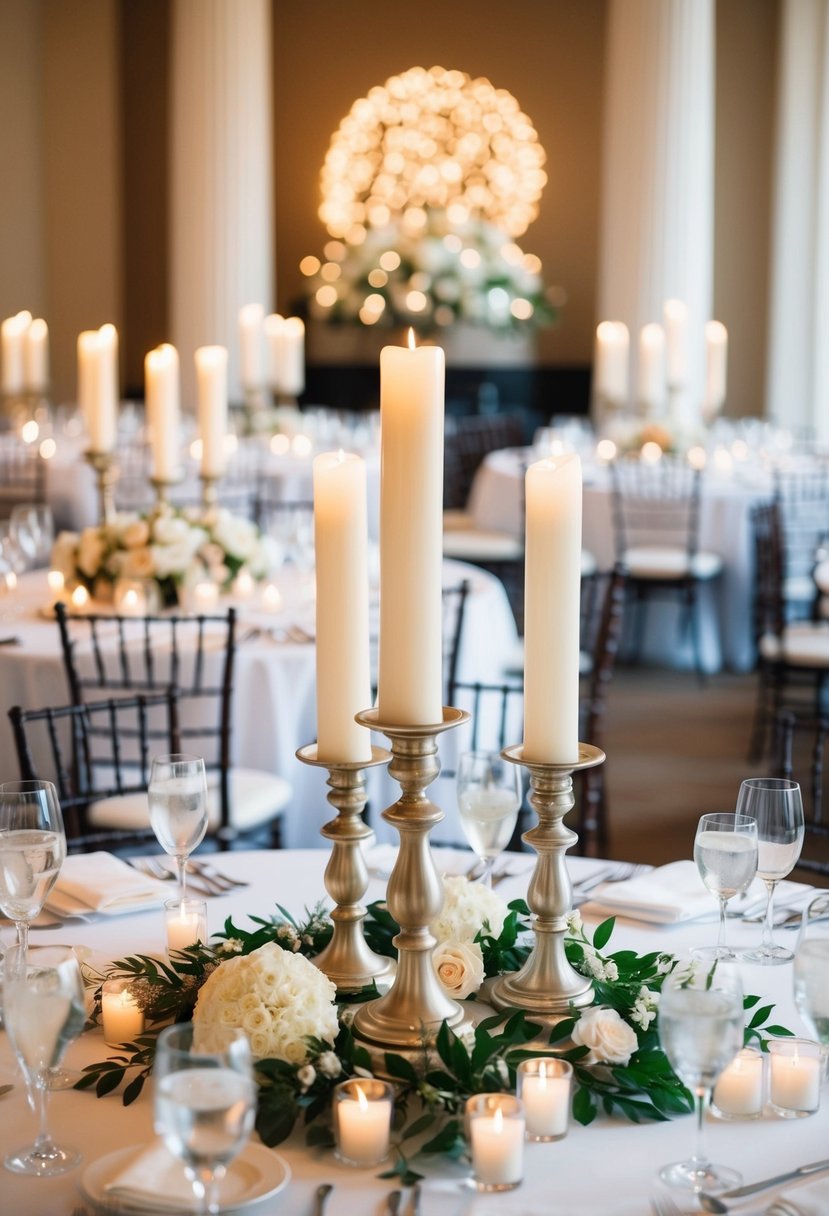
{"left": 699, "top": 1158, "right": 829, "bottom": 1213}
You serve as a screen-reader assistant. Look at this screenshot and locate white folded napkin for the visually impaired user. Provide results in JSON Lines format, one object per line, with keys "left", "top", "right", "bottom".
{"left": 771, "top": 1177, "right": 829, "bottom": 1216}
{"left": 104, "top": 1141, "right": 258, "bottom": 1212}
{"left": 46, "top": 851, "right": 169, "bottom": 918}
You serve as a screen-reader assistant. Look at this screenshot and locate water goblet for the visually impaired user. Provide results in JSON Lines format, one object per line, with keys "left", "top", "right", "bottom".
{"left": 736, "top": 777, "right": 805, "bottom": 964}
{"left": 153, "top": 1023, "right": 256, "bottom": 1215}
{"left": 0, "top": 780, "right": 65, "bottom": 957}
{"left": 456, "top": 750, "right": 521, "bottom": 887}
{"left": 657, "top": 958, "right": 744, "bottom": 1194}
{"left": 3, "top": 945, "right": 86, "bottom": 1175}
{"left": 693, "top": 812, "right": 758, "bottom": 961}
{"left": 148, "top": 754, "right": 209, "bottom": 899}
{"left": 9, "top": 504, "right": 54, "bottom": 570}
{"left": 793, "top": 893, "right": 829, "bottom": 1045}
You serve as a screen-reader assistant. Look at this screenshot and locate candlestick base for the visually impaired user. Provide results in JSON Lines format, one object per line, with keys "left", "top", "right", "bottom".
{"left": 349, "top": 707, "right": 475, "bottom": 1056}
{"left": 150, "top": 473, "right": 184, "bottom": 507}
{"left": 487, "top": 743, "right": 605, "bottom": 1021}
{"left": 199, "top": 473, "right": 220, "bottom": 511}
{"left": 85, "top": 449, "right": 118, "bottom": 525}
{"left": 296, "top": 743, "right": 396, "bottom": 994}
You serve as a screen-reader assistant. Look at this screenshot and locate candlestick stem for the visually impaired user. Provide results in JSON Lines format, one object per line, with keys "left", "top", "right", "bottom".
{"left": 350, "top": 707, "right": 472, "bottom": 1054}
{"left": 200, "top": 473, "right": 219, "bottom": 511}
{"left": 150, "top": 474, "right": 183, "bottom": 507}
{"left": 296, "top": 743, "right": 395, "bottom": 993}
{"left": 85, "top": 449, "right": 117, "bottom": 525}
{"left": 488, "top": 743, "right": 605, "bottom": 1021}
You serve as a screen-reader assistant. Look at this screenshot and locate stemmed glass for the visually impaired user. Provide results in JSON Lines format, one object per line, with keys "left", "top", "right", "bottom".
{"left": 153, "top": 1023, "right": 256, "bottom": 1215}
{"left": 657, "top": 958, "right": 744, "bottom": 1194}
{"left": 0, "top": 780, "right": 66, "bottom": 957}
{"left": 9, "top": 504, "right": 54, "bottom": 570}
{"left": 736, "top": 777, "right": 805, "bottom": 964}
{"left": 148, "top": 754, "right": 209, "bottom": 899}
{"left": 3, "top": 945, "right": 86, "bottom": 1175}
{"left": 793, "top": 893, "right": 829, "bottom": 1044}
{"left": 457, "top": 750, "right": 521, "bottom": 887}
{"left": 693, "top": 813, "right": 758, "bottom": 961}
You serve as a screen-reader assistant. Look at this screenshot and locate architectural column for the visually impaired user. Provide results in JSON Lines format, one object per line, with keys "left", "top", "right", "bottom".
{"left": 766, "top": 0, "right": 829, "bottom": 443}
{"left": 169, "top": 0, "right": 273, "bottom": 406}
{"left": 596, "top": 0, "right": 715, "bottom": 427}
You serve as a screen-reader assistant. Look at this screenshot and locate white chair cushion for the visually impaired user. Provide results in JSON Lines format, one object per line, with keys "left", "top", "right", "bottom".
{"left": 814, "top": 559, "right": 829, "bottom": 594}
{"left": 88, "top": 767, "right": 292, "bottom": 833}
{"left": 442, "top": 528, "right": 523, "bottom": 562}
{"left": 783, "top": 573, "right": 817, "bottom": 604}
{"left": 758, "top": 622, "right": 829, "bottom": 667}
{"left": 622, "top": 546, "right": 722, "bottom": 580}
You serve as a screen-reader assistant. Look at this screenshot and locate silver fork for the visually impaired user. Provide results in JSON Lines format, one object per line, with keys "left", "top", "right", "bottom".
{"left": 572, "top": 860, "right": 646, "bottom": 901}
{"left": 130, "top": 856, "right": 223, "bottom": 897}
{"left": 189, "top": 859, "right": 249, "bottom": 889}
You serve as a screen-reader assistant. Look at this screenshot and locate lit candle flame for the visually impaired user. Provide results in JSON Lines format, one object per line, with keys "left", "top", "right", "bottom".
{"left": 407, "top": 327, "right": 416, "bottom": 350}
{"left": 357, "top": 1085, "right": 368, "bottom": 1112}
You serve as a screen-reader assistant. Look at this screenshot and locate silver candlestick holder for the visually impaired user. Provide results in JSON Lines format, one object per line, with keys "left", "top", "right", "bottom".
{"left": 488, "top": 742, "right": 605, "bottom": 1023}
{"left": 150, "top": 473, "right": 183, "bottom": 507}
{"left": 199, "top": 472, "right": 220, "bottom": 511}
{"left": 85, "top": 449, "right": 117, "bottom": 525}
{"left": 350, "top": 706, "right": 473, "bottom": 1056}
{"left": 296, "top": 742, "right": 395, "bottom": 994}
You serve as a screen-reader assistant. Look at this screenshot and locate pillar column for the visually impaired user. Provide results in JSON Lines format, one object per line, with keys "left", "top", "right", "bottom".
{"left": 597, "top": 0, "right": 715, "bottom": 427}
{"left": 169, "top": 0, "right": 273, "bottom": 406}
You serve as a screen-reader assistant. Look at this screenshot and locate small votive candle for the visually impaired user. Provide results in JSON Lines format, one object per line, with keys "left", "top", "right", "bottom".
{"left": 47, "top": 570, "right": 66, "bottom": 601}
{"left": 71, "top": 584, "right": 89, "bottom": 610}
{"left": 164, "top": 897, "right": 208, "bottom": 954}
{"left": 516, "top": 1057, "right": 572, "bottom": 1140}
{"left": 113, "top": 578, "right": 149, "bottom": 617}
{"left": 233, "top": 568, "right": 255, "bottom": 600}
{"left": 261, "top": 582, "right": 282, "bottom": 612}
{"left": 712, "top": 1046, "right": 764, "bottom": 1119}
{"left": 102, "top": 978, "right": 145, "bottom": 1045}
{"left": 192, "top": 581, "right": 219, "bottom": 612}
{"left": 768, "top": 1038, "right": 823, "bottom": 1118}
{"left": 333, "top": 1079, "right": 393, "bottom": 1167}
{"left": 466, "top": 1093, "right": 524, "bottom": 1192}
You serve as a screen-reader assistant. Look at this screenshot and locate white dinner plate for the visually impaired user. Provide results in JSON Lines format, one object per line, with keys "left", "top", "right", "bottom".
{"left": 78, "top": 1140, "right": 291, "bottom": 1214}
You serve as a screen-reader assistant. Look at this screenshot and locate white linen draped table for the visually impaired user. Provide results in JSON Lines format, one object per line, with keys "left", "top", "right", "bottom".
{"left": 0, "top": 561, "right": 516, "bottom": 848}
{"left": 467, "top": 447, "right": 774, "bottom": 673}
{"left": 0, "top": 848, "right": 824, "bottom": 1216}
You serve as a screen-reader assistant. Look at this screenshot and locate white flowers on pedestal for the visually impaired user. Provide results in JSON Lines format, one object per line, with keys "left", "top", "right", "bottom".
{"left": 429, "top": 875, "right": 509, "bottom": 1000}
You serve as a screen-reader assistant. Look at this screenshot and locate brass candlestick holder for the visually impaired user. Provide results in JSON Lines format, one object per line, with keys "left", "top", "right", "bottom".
{"left": 488, "top": 742, "right": 605, "bottom": 1022}
{"left": 150, "top": 473, "right": 183, "bottom": 507}
{"left": 85, "top": 449, "right": 117, "bottom": 525}
{"left": 199, "top": 472, "right": 220, "bottom": 511}
{"left": 296, "top": 742, "right": 395, "bottom": 994}
{"left": 350, "top": 706, "right": 473, "bottom": 1054}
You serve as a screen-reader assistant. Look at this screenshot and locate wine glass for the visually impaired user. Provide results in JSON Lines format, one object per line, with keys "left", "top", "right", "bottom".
{"left": 736, "top": 777, "right": 805, "bottom": 964}
{"left": 657, "top": 958, "right": 744, "bottom": 1194}
{"left": 693, "top": 812, "right": 758, "bottom": 961}
{"left": 456, "top": 750, "right": 521, "bottom": 887}
{"left": 153, "top": 1023, "right": 256, "bottom": 1215}
{"left": 9, "top": 504, "right": 54, "bottom": 570}
{"left": 148, "top": 754, "right": 209, "bottom": 899}
{"left": 3, "top": 944, "right": 86, "bottom": 1175}
{"left": 793, "top": 893, "right": 829, "bottom": 1044}
{"left": 0, "top": 780, "right": 66, "bottom": 957}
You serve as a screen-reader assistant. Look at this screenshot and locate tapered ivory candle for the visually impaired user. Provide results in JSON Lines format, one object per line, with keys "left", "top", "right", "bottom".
{"left": 145, "top": 344, "right": 181, "bottom": 481}
{"left": 704, "top": 321, "right": 728, "bottom": 416}
{"left": 24, "top": 318, "right": 49, "bottom": 393}
{"left": 238, "top": 303, "right": 264, "bottom": 391}
{"left": 195, "top": 345, "right": 228, "bottom": 478}
{"left": 522, "top": 454, "right": 582, "bottom": 764}
{"left": 638, "top": 323, "right": 666, "bottom": 414}
{"left": 1, "top": 311, "right": 30, "bottom": 395}
{"left": 78, "top": 325, "right": 118, "bottom": 452}
{"left": 663, "top": 299, "right": 689, "bottom": 386}
{"left": 377, "top": 336, "right": 444, "bottom": 725}
{"left": 313, "top": 451, "right": 372, "bottom": 762}
{"left": 594, "top": 321, "right": 629, "bottom": 404}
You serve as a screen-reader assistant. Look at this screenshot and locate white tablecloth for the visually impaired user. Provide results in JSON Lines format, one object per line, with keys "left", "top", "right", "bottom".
{"left": 0, "top": 848, "right": 824, "bottom": 1215}
{"left": 0, "top": 562, "right": 517, "bottom": 848}
{"left": 468, "top": 448, "right": 774, "bottom": 672}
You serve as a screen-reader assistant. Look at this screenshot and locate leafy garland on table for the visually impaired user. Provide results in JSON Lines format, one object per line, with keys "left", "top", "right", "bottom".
{"left": 77, "top": 892, "right": 793, "bottom": 1185}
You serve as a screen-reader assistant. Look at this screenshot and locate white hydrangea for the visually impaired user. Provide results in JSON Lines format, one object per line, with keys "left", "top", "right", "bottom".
{"left": 430, "top": 875, "right": 508, "bottom": 946}
{"left": 630, "top": 986, "right": 659, "bottom": 1032}
{"left": 192, "top": 942, "right": 338, "bottom": 1064}
{"left": 581, "top": 948, "right": 618, "bottom": 983}
{"left": 566, "top": 910, "right": 583, "bottom": 935}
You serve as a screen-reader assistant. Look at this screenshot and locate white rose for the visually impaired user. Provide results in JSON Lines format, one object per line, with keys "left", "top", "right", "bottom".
{"left": 318, "top": 1051, "right": 342, "bottom": 1079}
{"left": 571, "top": 1006, "right": 638, "bottom": 1066}
{"left": 152, "top": 514, "right": 192, "bottom": 547}
{"left": 433, "top": 939, "right": 484, "bottom": 1000}
{"left": 211, "top": 512, "right": 260, "bottom": 561}
{"left": 51, "top": 531, "right": 79, "bottom": 577}
{"left": 76, "top": 529, "right": 106, "bottom": 578}
{"left": 118, "top": 547, "right": 156, "bottom": 579}
{"left": 121, "top": 519, "right": 151, "bottom": 549}
{"left": 297, "top": 1064, "right": 316, "bottom": 1092}
{"left": 431, "top": 875, "right": 508, "bottom": 946}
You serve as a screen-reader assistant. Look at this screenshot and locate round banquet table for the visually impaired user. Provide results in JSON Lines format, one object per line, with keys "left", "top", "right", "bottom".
{"left": 0, "top": 562, "right": 517, "bottom": 849}
{"left": 0, "top": 847, "right": 825, "bottom": 1216}
{"left": 467, "top": 447, "right": 776, "bottom": 674}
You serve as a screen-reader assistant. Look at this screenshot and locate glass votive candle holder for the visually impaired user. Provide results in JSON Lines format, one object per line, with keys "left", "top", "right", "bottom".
{"left": 101, "top": 977, "right": 145, "bottom": 1046}
{"left": 333, "top": 1079, "right": 393, "bottom": 1167}
{"left": 711, "top": 1046, "right": 765, "bottom": 1119}
{"left": 164, "top": 897, "right": 208, "bottom": 954}
{"left": 465, "top": 1093, "right": 525, "bottom": 1192}
{"left": 191, "top": 580, "right": 220, "bottom": 613}
{"left": 768, "top": 1038, "right": 823, "bottom": 1118}
{"left": 113, "top": 577, "right": 159, "bottom": 616}
{"left": 516, "top": 1057, "right": 572, "bottom": 1141}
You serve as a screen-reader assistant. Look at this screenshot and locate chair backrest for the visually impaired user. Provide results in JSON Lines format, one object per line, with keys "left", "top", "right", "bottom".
{"left": 442, "top": 578, "right": 471, "bottom": 702}
{"left": 772, "top": 467, "right": 829, "bottom": 620}
{"left": 609, "top": 456, "right": 703, "bottom": 559}
{"left": 55, "top": 603, "right": 237, "bottom": 833}
{"left": 253, "top": 495, "right": 315, "bottom": 567}
{"left": 8, "top": 688, "right": 180, "bottom": 851}
{"left": 773, "top": 708, "right": 829, "bottom": 876}
{"left": 750, "top": 500, "right": 786, "bottom": 644}
{"left": 444, "top": 414, "right": 525, "bottom": 509}
{"left": 579, "top": 564, "right": 627, "bottom": 747}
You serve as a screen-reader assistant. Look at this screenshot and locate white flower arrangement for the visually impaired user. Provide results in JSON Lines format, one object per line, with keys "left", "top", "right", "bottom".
{"left": 430, "top": 874, "right": 508, "bottom": 947}
{"left": 570, "top": 1005, "right": 639, "bottom": 1067}
{"left": 192, "top": 942, "right": 339, "bottom": 1065}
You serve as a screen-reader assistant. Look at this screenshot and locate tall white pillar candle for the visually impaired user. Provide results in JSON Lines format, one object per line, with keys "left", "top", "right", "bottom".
{"left": 522, "top": 454, "right": 582, "bottom": 764}
{"left": 377, "top": 337, "right": 444, "bottom": 725}
{"left": 663, "top": 299, "right": 689, "bottom": 386}
{"left": 23, "top": 318, "right": 49, "bottom": 394}
{"left": 313, "top": 451, "right": 372, "bottom": 762}
{"left": 264, "top": 313, "right": 282, "bottom": 388}
{"left": 1, "top": 311, "right": 31, "bottom": 395}
{"left": 266, "top": 314, "right": 305, "bottom": 396}
{"left": 238, "top": 302, "right": 264, "bottom": 390}
{"left": 195, "top": 345, "right": 229, "bottom": 478}
{"left": 704, "top": 321, "right": 728, "bottom": 418}
{"left": 594, "top": 321, "right": 629, "bottom": 403}
{"left": 638, "top": 323, "right": 667, "bottom": 414}
{"left": 78, "top": 326, "right": 119, "bottom": 453}
{"left": 145, "top": 344, "right": 182, "bottom": 481}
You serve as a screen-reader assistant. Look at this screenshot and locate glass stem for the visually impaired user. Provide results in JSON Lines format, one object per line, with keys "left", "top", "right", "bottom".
{"left": 480, "top": 858, "right": 495, "bottom": 889}
{"left": 32, "top": 1078, "right": 54, "bottom": 1156}
{"left": 15, "top": 918, "right": 28, "bottom": 957}
{"left": 716, "top": 896, "right": 729, "bottom": 956}
{"left": 761, "top": 879, "right": 777, "bottom": 953}
{"left": 692, "top": 1086, "right": 710, "bottom": 1172}
{"left": 176, "top": 854, "right": 187, "bottom": 900}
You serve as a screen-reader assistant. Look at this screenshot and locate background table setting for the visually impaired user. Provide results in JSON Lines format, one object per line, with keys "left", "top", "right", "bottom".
{"left": 1, "top": 846, "right": 828, "bottom": 1216}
